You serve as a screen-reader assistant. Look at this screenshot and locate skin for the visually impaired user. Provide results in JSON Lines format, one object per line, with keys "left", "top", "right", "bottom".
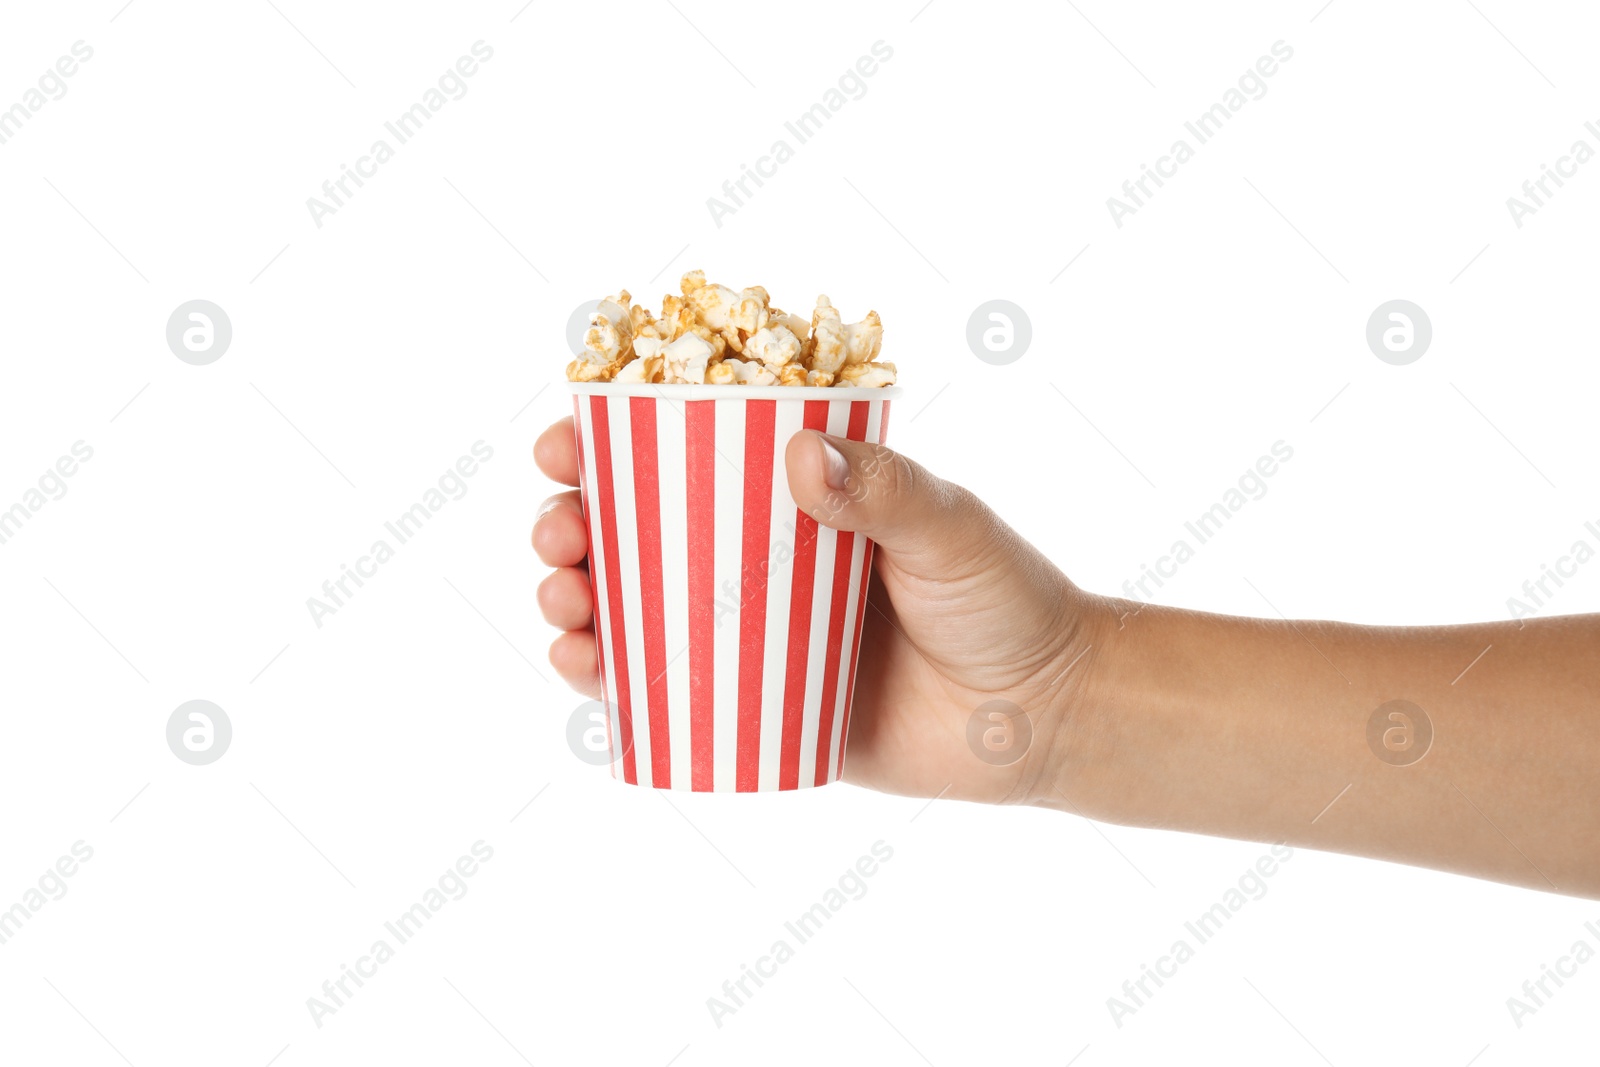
{"left": 532, "top": 418, "right": 1600, "bottom": 900}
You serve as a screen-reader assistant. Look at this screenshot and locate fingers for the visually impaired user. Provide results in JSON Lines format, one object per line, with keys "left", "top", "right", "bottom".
{"left": 537, "top": 566, "right": 593, "bottom": 631}
{"left": 534, "top": 418, "right": 599, "bottom": 700}
{"left": 531, "top": 489, "right": 586, "bottom": 567}
{"left": 549, "top": 628, "right": 602, "bottom": 700}
{"left": 784, "top": 430, "right": 983, "bottom": 562}
{"left": 534, "top": 417, "right": 581, "bottom": 487}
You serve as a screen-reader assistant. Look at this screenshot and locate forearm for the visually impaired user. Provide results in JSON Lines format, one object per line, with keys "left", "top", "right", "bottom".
{"left": 1047, "top": 599, "right": 1600, "bottom": 898}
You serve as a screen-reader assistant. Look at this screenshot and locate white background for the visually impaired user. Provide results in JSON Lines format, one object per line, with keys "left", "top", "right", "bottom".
{"left": 2, "top": 0, "right": 1597, "bottom": 1063}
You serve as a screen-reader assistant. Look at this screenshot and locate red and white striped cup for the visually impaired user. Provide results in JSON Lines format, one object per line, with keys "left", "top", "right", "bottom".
{"left": 569, "top": 382, "right": 897, "bottom": 791}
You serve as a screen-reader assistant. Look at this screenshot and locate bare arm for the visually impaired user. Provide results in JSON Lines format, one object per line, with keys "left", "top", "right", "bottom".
{"left": 1052, "top": 604, "right": 1600, "bottom": 897}
{"left": 533, "top": 417, "right": 1600, "bottom": 899}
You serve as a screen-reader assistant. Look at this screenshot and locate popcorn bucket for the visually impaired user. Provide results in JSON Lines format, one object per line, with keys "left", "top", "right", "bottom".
{"left": 569, "top": 383, "right": 897, "bottom": 791}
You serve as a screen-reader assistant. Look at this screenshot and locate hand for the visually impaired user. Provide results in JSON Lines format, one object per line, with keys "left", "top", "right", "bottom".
{"left": 530, "top": 417, "right": 1104, "bottom": 805}
{"left": 533, "top": 415, "right": 1600, "bottom": 896}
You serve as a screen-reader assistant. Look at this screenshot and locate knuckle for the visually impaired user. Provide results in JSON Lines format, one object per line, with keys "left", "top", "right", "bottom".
{"left": 864, "top": 446, "right": 915, "bottom": 502}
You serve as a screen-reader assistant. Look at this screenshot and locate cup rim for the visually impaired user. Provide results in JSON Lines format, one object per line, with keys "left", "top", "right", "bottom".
{"left": 566, "top": 381, "right": 903, "bottom": 400}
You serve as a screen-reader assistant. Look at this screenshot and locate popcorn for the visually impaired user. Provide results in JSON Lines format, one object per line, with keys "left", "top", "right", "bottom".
{"left": 661, "top": 332, "right": 714, "bottom": 384}
{"left": 685, "top": 279, "right": 741, "bottom": 330}
{"left": 565, "top": 271, "right": 895, "bottom": 387}
{"left": 746, "top": 325, "right": 801, "bottom": 371}
{"left": 804, "top": 296, "right": 846, "bottom": 377}
{"left": 767, "top": 307, "right": 810, "bottom": 341}
{"left": 841, "top": 310, "right": 882, "bottom": 365}
{"left": 615, "top": 353, "right": 663, "bottom": 384}
{"left": 566, "top": 358, "right": 614, "bottom": 383}
{"left": 563, "top": 291, "right": 636, "bottom": 383}
{"left": 836, "top": 361, "right": 897, "bottom": 388}
{"left": 728, "top": 358, "right": 779, "bottom": 386}
{"left": 587, "top": 295, "right": 634, "bottom": 360}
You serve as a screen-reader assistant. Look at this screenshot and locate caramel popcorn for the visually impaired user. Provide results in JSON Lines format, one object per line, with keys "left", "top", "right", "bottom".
{"left": 565, "top": 271, "right": 894, "bottom": 387}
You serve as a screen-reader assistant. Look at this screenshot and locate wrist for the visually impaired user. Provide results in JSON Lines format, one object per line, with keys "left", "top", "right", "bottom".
{"left": 1024, "top": 590, "right": 1133, "bottom": 811}
{"left": 1031, "top": 593, "right": 1195, "bottom": 818}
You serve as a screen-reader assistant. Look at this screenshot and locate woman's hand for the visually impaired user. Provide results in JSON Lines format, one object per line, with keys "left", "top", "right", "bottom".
{"left": 530, "top": 417, "right": 1105, "bottom": 806}
{"left": 533, "top": 414, "right": 1600, "bottom": 897}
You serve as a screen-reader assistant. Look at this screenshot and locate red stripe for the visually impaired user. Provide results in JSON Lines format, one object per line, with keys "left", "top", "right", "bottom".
{"left": 630, "top": 397, "right": 670, "bottom": 788}
{"left": 813, "top": 532, "right": 855, "bottom": 785}
{"left": 813, "top": 401, "right": 871, "bottom": 785}
{"left": 589, "top": 396, "right": 637, "bottom": 784}
{"left": 837, "top": 537, "right": 875, "bottom": 783}
{"left": 572, "top": 398, "right": 614, "bottom": 767}
{"left": 686, "top": 400, "right": 717, "bottom": 790}
{"left": 838, "top": 400, "right": 889, "bottom": 780}
{"left": 734, "top": 401, "right": 776, "bottom": 790}
{"left": 780, "top": 401, "right": 831, "bottom": 790}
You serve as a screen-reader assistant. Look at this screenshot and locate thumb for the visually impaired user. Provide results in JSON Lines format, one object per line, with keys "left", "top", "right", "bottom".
{"left": 784, "top": 430, "right": 982, "bottom": 565}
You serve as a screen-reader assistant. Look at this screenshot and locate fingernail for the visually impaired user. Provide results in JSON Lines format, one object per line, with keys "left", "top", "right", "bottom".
{"left": 818, "top": 435, "right": 851, "bottom": 491}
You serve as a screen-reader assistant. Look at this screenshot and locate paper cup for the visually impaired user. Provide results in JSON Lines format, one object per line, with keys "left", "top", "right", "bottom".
{"left": 569, "top": 382, "right": 898, "bottom": 791}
